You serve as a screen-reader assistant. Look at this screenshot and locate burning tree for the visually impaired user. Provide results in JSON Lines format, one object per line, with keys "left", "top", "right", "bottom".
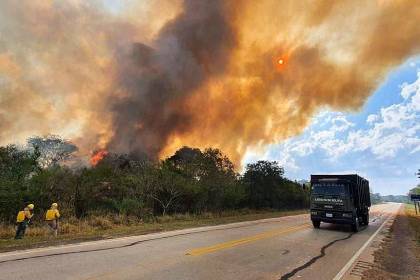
{"left": 90, "top": 150, "right": 109, "bottom": 166}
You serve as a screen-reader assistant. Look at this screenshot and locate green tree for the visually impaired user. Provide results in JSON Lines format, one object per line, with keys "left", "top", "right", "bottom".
{"left": 370, "top": 193, "right": 383, "bottom": 204}
{"left": 0, "top": 141, "right": 310, "bottom": 223}
{"left": 241, "top": 161, "right": 308, "bottom": 210}
{"left": 145, "top": 163, "right": 185, "bottom": 215}
{"left": 242, "top": 160, "right": 284, "bottom": 209}
{"left": 409, "top": 185, "right": 420, "bottom": 195}
{"left": 166, "top": 147, "right": 242, "bottom": 212}
{"left": 0, "top": 145, "right": 40, "bottom": 221}
{"left": 29, "top": 166, "right": 78, "bottom": 215}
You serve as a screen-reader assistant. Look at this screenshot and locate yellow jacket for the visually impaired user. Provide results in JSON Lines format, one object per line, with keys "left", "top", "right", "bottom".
{"left": 16, "top": 208, "right": 33, "bottom": 223}
{"left": 45, "top": 209, "right": 60, "bottom": 221}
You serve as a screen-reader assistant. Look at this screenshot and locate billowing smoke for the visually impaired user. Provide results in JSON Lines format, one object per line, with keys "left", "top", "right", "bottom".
{"left": 109, "top": 0, "right": 238, "bottom": 158}
{"left": 0, "top": 0, "right": 419, "bottom": 166}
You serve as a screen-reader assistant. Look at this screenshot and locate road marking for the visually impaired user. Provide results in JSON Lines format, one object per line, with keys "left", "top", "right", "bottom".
{"left": 0, "top": 214, "right": 309, "bottom": 259}
{"left": 332, "top": 208, "right": 397, "bottom": 280}
{"left": 187, "top": 223, "right": 310, "bottom": 256}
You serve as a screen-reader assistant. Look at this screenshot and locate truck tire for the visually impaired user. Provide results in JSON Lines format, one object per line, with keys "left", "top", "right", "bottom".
{"left": 312, "top": 220, "right": 321, "bottom": 228}
{"left": 351, "top": 217, "right": 360, "bottom": 232}
{"left": 363, "top": 213, "right": 369, "bottom": 226}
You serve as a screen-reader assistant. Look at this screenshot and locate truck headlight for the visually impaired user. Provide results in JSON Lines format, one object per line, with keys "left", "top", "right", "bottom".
{"left": 342, "top": 213, "right": 352, "bottom": 218}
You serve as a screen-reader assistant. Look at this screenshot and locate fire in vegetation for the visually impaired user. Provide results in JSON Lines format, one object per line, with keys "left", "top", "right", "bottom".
{"left": 0, "top": 1, "right": 419, "bottom": 166}
{"left": 90, "top": 150, "right": 109, "bottom": 166}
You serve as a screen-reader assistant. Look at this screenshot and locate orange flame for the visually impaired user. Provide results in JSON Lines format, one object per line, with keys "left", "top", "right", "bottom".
{"left": 90, "top": 150, "right": 108, "bottom": 166}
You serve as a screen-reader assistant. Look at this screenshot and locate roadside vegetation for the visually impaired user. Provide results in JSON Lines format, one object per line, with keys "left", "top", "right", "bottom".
{"left": 0, "top": 135, "right": 309, "bottom": 249}
{"left": 0, "top": 209, "right": 306, "bottom": 252}
{"left": 405, "top": 203, "right": 420, "bottom": 244}
{"left": 362, "top": 203, "right": 420, "bottom": 279}
{"left": 407, "top": 185, "right": 420, "bottom": 243}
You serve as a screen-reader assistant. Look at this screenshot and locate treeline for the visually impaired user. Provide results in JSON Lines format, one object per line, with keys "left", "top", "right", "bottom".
{"left": 370, "top": 193, "right": 409, "bottom": 204}
{"left": 410, "top": 185, "right": 420, "bottom": 195}
{"left": 0, "top": 136, "right": 309, "bottom": 222}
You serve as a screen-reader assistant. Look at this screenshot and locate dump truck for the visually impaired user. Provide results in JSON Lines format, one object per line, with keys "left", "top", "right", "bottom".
{"left": 310, "top": 174, "right": 371, "bottom": 232}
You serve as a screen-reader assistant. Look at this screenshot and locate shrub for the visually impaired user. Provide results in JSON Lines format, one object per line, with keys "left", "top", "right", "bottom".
{"left": 113, "top": 198, "right": 144, "bottom": 217}
{"left": 87, "top": 216, "right": 113, "bottom": 230}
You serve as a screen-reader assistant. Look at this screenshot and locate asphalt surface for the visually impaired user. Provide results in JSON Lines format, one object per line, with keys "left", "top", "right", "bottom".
{"left": 0, "top": 203, "right": 401, "bottom": 280}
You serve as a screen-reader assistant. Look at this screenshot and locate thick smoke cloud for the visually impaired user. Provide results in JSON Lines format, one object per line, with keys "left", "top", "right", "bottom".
{"left": 158, "top": 0, "right": 420, "bottom": 164}
{"left": 0, "top": 0, "right": 419, "bottom": 166}
{"left": 0, "top": 0, "right": 178, "bottom": 155}
{"left": 109, "top": 0, "right": 238, "bottom": 158}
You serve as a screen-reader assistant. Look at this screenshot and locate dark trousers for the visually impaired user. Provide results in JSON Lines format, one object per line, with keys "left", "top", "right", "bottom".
{"left": 47, "top": 220, "right": 58, "bottom": 236}
{"left": 14, "top": 221, "right": 28, "bottom": 239}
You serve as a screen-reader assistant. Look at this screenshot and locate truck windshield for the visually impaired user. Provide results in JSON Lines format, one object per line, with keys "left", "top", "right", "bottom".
{"left": 311, "top": 183, "right": 348, "bottom": 196}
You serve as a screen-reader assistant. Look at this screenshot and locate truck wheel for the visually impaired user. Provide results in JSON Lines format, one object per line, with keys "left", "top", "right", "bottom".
{"left": 364, "top": 213, "right": 369, "bottom": 226}
{"left": 312, "top": 220, "right": 321, "bottom": 228}
{"left": 359, "top": 215, "right": 365, "bottom": 226}
{"left": 360, "top": 213, "right": 368, "bottom": 226}
{"left": 352, "top": 217, "right": 360, "bottom": 232}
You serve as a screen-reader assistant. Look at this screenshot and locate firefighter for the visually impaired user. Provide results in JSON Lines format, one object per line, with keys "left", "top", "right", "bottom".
{"left": 45, "top": 202, "right": 60, "bottom": 236}
{"left": 14, "top": 204, "right": 34, "bottom": 239}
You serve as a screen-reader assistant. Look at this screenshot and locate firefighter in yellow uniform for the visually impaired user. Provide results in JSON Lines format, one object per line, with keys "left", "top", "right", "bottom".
{"left": 45, "top": 203, "right": 60, "bottom": 236}
{"left": 15, "top": 204, "right": 34, "bottom": 239}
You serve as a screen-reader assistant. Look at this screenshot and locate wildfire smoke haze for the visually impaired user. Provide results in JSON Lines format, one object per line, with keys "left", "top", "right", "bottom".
{"left": 0, "top": 0, "right": 419, "bottom": 166}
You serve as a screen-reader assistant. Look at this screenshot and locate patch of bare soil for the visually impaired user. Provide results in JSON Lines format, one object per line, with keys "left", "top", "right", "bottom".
{"left": 362, "top": 208, "right": 420, "bottom": 280}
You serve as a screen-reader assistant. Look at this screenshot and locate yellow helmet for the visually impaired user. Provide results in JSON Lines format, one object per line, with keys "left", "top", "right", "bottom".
{"left": 27, "top": 204, "right": 35, "bottom": 210}
{"left": 52, "top": 203, "right": 58, "bottom": 208}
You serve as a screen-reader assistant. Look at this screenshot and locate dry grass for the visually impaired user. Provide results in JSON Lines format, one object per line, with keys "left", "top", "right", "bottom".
{"left": 405, "top": 203, "right": 420, "bottom": 244}
{"left": 362, "top": 204, "right": 420, "bottom": 280}
{"left": 0, "top": 209, "right": 307, "bottom": 252}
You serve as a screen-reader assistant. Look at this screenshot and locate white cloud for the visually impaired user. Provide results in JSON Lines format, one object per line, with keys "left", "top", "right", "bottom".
{"left": 242, "top": 70, "right": 420, "bottom": 186}
{"left": 261, "top": 70, "right": 420, "bottom": 165}
{"left": 366, "top": 114, "right": 378, "bottom": 124}
{"left": 354, "top": 74, "right": 420, "bottom": 157}
{"left": 400, "top": 72, "right": 419, "bottom": 99}
{"left": 331, "top": 114, "right": 355, "bottom": 132}
{"left": 242, "top": 143, "right": 299, "bottom": 172}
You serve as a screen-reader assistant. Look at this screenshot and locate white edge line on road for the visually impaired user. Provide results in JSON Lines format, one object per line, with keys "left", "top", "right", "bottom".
{"left": 332, "top": 207, "right": 399, "bottom": 280}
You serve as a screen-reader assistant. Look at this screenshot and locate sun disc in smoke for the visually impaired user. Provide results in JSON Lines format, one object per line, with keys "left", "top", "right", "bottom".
{"left": 274, "top": 54, "right": 288, "bottom": 71}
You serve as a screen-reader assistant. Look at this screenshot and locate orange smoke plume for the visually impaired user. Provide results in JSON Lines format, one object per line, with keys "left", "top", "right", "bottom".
{"left": 0, "top": 0, "right": 418, "bottom": 167}
{"left": 90, "top": 150, "right": 108, "bottom": 166}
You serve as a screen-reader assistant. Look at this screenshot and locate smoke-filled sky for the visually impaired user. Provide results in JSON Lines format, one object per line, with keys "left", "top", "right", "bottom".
{"left": 244, "top": 58, "right": 420, "bottom": 195}
{"left": 0, "top": 1, "right": 419, "bottom": 193}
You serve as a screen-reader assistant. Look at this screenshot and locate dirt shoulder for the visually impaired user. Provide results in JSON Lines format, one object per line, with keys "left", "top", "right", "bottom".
{"left": 0, "top": 209, "right": 306, "bottom": 253}
{"left": 362, "top": 204, "right": 420, "bottom": 280}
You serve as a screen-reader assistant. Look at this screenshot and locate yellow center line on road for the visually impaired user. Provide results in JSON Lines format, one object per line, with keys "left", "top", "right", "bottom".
{"left": 186, "top": 223, "right": 311, "bottom": 256}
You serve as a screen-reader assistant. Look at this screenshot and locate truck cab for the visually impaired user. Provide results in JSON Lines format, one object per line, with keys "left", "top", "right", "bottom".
{"left": 310, "top": 174, "right": 370, "bottom": 232}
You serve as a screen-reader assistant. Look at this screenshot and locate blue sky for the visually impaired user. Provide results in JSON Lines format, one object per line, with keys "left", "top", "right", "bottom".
{"left": 244, "top": 57, "right": 420, "bottom": 195}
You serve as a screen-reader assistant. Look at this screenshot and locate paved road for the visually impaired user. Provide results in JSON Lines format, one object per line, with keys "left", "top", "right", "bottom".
{"left": 0, "top": 203, "right": 401, "bottom": 280}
